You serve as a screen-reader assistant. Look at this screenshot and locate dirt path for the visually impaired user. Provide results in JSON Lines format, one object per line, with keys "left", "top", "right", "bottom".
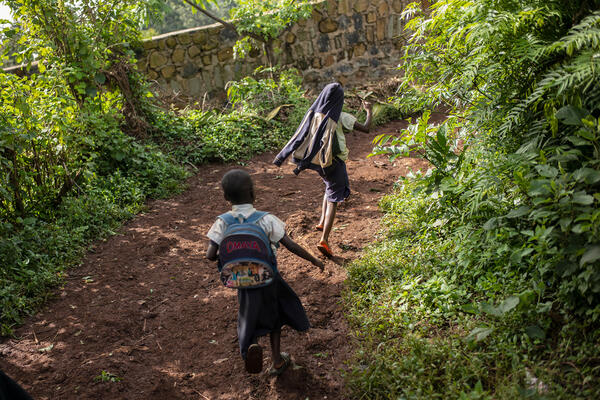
{"left": 0, "top": 119, "right": 428, "bottom": 400}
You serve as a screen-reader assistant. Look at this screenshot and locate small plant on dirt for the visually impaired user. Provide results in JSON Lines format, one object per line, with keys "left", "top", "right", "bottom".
{"left": 94, "top": 370, "right": 122, "bottom": 383}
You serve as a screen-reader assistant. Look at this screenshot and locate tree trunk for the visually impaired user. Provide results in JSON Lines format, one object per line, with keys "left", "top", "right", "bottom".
{"left": 4, "top": 147, "right": 25, "bottom": 217}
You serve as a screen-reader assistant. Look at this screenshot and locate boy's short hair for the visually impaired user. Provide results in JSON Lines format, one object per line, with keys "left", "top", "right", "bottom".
{"left": 221, "top": 169, "right": 253, "bottom": 204}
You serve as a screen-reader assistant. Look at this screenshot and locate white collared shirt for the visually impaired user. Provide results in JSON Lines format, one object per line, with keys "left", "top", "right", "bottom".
{"left": 206, "top": 204, "right": 286, "bottom": 254}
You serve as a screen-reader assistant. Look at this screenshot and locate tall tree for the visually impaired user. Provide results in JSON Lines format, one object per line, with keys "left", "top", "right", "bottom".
{"left": 181, "top": 0, "right": 312, "bottom": 67}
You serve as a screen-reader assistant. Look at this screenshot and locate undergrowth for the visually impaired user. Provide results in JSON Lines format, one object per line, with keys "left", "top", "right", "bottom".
{"left": 345, "top": 0, "right": 600, "bottom": 398}
{"left": 346, "top": 180, "right": 600, "bottom": 399}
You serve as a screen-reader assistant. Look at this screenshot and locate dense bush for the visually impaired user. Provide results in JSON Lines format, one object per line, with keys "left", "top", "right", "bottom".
{"left": 151, "top": 67, "right": 310, "bottom": 165}
{"left": 347, "top": 0, "right": 600, "bottom": 398}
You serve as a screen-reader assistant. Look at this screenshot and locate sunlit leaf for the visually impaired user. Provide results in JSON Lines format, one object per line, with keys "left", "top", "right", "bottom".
{"left": 466, "top": 327, "right": 494, "bottom": 342}
{"left": 499, "top": 296, "right": 520, "bottom": 314}
{"left": 580, "top": 246, "right": 600, "bottom": 266}
{"left": 265, "top": 104, "right": 292, "bottom": 121}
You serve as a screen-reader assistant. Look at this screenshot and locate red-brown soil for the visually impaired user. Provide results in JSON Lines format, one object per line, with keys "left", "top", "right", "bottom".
{"left": 0, "top": 118, "right": 432, "bottom": 400}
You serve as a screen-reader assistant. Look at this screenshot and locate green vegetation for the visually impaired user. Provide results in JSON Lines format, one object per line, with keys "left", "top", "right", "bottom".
{"left": 0, "top": 0, "right": 306, "bottom": 335}
{"left": 151, "top": 67, "right": 309, "bottom": 165}
{"left": 346, "top": 0, "right": 600, "bottom": 398}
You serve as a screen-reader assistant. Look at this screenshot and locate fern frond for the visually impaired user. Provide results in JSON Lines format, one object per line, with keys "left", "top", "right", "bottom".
{"left": 535, "top": 11, "right": 600, "bottom": 60}
{"left": 499, "top": 49, "right": 599, "bottom": 138}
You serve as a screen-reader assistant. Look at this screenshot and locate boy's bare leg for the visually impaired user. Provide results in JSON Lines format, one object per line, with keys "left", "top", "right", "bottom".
{"left": 270, "top": 328, "right": 283, "bottom": 367}
{"left": 320, "top": 200, "right": 337, "bottom": 244}
{"left": 317, "top": 194, "right": 327, "bottom": 228}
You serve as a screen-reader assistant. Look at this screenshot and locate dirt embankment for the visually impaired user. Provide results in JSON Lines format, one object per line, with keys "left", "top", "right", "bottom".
{"left": 0, "top": 119, "right": 430, "bottom": 400}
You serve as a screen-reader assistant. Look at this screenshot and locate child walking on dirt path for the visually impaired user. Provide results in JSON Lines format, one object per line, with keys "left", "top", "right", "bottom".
{"left": 206, "top": 169, "right": 324, "bottom": 375}
{"left": 273, "top": 82, "right": 372, "bottom": 258}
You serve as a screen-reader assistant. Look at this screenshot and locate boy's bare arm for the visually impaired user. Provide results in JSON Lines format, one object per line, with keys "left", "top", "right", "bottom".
{"left": 353, "top": 101, "right": 373, "bottom": 133}
{"left": 280, "top": 234, "right": 324, "bottom": 270}
{"left": 206, "top": 241, "right": 218, "bottom": 261}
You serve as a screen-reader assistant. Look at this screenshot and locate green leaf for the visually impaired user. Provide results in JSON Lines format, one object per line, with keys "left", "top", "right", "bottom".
{"left": 525, "top": 325, "right": 545, "bottom": 340}
{"left": 483, "top": 217, "right": 498, "bottom": 231}
{"left": 467, "top": 326, "right": 494, "bottom": 342}
{"left": 556, "top": 105, "right": 588, "bottom": 126}
{"left": 506, "top": 205, "right": 530, "bottom": 218}
{"left": 95, "top": 72, "right": 106, "bottom": 85}
{"left": 536, "top": 301, "right": 552, "bottom": 314}
{"left": 480, "top": 302, "right": 502, "bottom": 317}
{"left": 519, "top": 290, "right": 537, "bottom": 307}
{"left": 23, "top": 217, "right": 37, "bottom": 226}
{"left": 572, "top": 191, "right": 594, "bottom": 205}
{"left": 566, "top": 135, "right": 591, "bottom": 146}
{"left": 459, "top": 303, "right": 478, "bottom": 314}
{"left": 499, "top": 296, "right": 520, "bottom": 314}
{"left": 535, "top": 165, "right": 558, "bottom": 178}
{"left": 559, "top": 217, "right": 572, "bottom": 231}
{"left": 510, "top": 247, "right": 534, "bottom": 263}
{"left": 573, "top": 168, "right": 600, "bottom": 184}
{"left": 580, "top": 246, "right": 600, "bottom": 266}
{"left": 528, "top": 179, "right": 551, "bottom": 197}
{"left": 15, "top": 98, "right": 30, "bottom": 115}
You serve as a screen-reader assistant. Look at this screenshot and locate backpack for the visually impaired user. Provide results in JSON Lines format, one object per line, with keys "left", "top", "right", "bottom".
{"left": 217, "top": 211, "right": 278, "bottom": 289}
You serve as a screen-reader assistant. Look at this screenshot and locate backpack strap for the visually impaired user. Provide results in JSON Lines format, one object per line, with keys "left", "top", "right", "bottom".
{"left": 217, "top": 211, "right": 278, "bottom": 252}
{"left": 244, "top": 211, "right": 268, "bottom": 224}
{"left": 242, "top": 212, "right": 279, "bottom": 249}
{"left": 217, "top": 212, "right": 238, "bottom": 225}
{"left": 218, "top": 211, "right": 269, "bottom": 226}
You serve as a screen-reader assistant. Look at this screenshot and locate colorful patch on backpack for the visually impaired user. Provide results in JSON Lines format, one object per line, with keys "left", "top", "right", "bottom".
{"left": 217, "top": 211, "right": 278, "bottom": 289}
{"left": 220, "top": 262, "right": 274, "bottom": 288}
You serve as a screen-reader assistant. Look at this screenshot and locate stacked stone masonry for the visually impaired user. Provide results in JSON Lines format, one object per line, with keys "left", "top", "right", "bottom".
{"left": 136, "top": 0, "right": 413, "bottom": 99}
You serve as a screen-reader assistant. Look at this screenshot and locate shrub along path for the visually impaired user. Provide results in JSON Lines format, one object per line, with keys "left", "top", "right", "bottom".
{"left": 0, "top": 118, "right": 430, "bottom": 399}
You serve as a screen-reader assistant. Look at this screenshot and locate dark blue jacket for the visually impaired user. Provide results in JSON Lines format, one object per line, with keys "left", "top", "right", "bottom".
{"left": 273, "top": 83, "right": 344, "bottom": 174}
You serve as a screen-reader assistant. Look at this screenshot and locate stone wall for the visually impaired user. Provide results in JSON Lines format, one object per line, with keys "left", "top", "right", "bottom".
{"left": 137, "top": 0, "right": 413, "bottom": 99}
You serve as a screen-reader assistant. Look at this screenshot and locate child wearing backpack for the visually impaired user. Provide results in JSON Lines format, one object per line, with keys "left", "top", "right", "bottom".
{"left": 206, "top": 169, "right": 324, "bottom": 375}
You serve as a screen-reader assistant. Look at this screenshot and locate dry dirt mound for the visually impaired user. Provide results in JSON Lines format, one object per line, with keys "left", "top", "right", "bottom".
{"left": 0, "top": 119, "right": 431, "bottom": 400}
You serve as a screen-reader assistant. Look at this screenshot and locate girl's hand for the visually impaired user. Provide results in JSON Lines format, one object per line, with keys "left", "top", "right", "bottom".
{"left": 362, "top": 100, "right": 373, "bottom": 111}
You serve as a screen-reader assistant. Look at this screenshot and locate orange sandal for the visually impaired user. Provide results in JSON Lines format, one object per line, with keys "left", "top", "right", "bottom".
{"left": 315, "top": 224, "right": 324, "bottom": 231}
{"left": 317, "top": 241, "right": 333, "bottom": 258}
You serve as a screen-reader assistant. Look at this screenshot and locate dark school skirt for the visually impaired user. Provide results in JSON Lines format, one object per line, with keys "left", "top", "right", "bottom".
{"left": 313, "top": 158, "right": 350, "bottom": 202}
{"left": 237, "top": 275, "right": 309, "bottom": 359}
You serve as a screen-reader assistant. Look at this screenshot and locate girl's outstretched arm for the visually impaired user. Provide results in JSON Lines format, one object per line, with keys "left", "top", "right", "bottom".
{"left": 353, "top": 101, "right": 373, "bottom": 133}
{"left": 280, "top": 234, "right": 324, "bottom": 270}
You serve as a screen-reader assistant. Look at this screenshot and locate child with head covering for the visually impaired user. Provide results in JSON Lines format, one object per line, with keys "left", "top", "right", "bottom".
{"left": 273, "top": 82, "right": 372, "bottom": 257}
